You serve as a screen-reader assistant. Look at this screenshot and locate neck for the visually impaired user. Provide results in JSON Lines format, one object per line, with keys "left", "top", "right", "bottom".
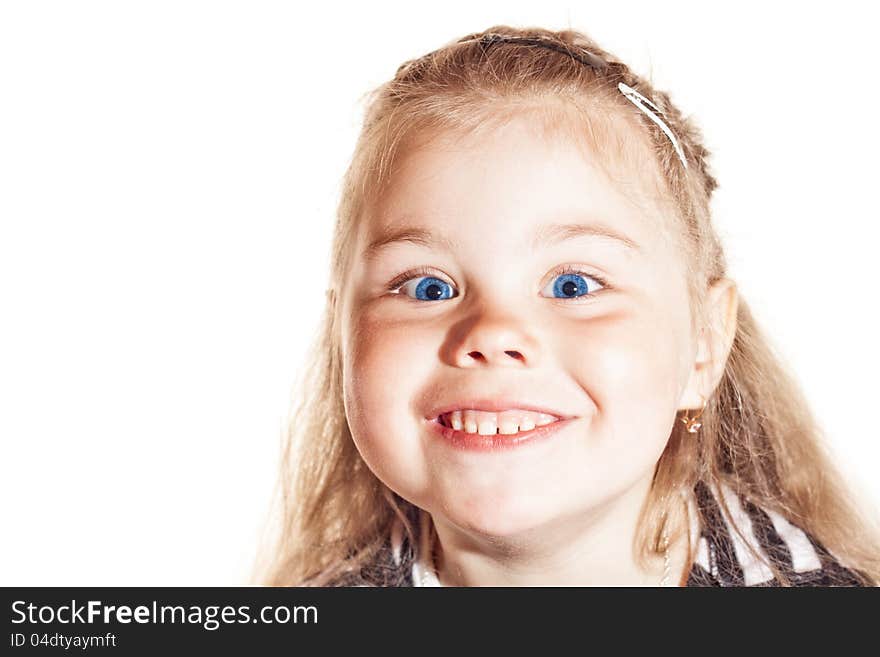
{"left": 427, "top": 479, "right": 691, "bottom": 587}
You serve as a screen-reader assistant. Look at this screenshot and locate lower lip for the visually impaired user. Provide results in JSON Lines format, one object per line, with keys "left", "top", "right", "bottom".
{"left": 427, "top": 416, "right": 574, "bottom": 452}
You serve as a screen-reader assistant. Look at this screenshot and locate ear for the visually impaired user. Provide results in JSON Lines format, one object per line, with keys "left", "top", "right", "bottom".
{"left": 679, "top": 278, "right": 739, "bottom": 410}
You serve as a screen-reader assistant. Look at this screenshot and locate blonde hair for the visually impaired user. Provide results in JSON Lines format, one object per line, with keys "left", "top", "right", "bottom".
{"left": 253, "top": 25, "right": 880, "bottom": 586}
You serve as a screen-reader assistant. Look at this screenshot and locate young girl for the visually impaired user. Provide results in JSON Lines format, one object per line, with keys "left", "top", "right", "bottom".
{"left": 254, "top": 25, "right": 880, "bottom": 586}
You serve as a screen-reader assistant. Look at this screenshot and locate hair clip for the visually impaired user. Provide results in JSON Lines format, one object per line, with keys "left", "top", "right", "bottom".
{"left": 617, "top": 82, "right": 688, "bottom": 169}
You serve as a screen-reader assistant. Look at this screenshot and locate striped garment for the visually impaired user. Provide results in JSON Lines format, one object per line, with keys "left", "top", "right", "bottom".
{"left": 329, "top": 481, "right": 870, "bottom": 586}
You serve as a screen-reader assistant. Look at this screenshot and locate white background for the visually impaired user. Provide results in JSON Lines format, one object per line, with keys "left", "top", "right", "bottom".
{"left": 1, "top": 1, "right": 877, "bottom": 585}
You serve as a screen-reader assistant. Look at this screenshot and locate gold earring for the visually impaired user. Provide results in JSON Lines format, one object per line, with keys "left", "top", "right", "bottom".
{"left": 680, "top": 393, "right": 707, "bottom": 433}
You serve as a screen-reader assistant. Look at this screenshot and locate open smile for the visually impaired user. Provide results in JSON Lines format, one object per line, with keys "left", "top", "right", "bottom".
{"left": 427, "top": 415, "right": 574, "bottom": 452}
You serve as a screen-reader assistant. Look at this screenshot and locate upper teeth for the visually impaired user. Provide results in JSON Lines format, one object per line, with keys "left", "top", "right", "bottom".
{"left": 439, "top": 409, "right": 560, "bottom": 435}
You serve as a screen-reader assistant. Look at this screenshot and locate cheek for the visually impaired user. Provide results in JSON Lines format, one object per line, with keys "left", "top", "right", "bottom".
{"left": 561, "top": 304, "right": 688, "bottom": 457}
{"left": 341, "top": 309, "right": 435, "bottom": 497}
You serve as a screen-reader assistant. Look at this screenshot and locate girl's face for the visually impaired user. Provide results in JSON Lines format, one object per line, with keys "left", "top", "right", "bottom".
{"left": 339, "top": 116, "right": 698, "bottom": 539}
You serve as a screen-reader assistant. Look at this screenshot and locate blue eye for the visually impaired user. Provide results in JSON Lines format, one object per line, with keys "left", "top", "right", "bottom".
{"left": 397, "top": 275, "right": 456, "bottom": 301}
{"left": 541, "top": 270, "right": 605, "bottom": 299}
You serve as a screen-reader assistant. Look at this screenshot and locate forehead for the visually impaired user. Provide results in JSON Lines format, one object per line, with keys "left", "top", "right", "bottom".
{"left": 360, "top": 113, "right": 678, "bottom": 259}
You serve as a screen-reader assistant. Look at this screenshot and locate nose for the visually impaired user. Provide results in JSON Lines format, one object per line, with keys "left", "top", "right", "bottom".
{"left": 449, "top": 312, "right": 540, "bottom": 368}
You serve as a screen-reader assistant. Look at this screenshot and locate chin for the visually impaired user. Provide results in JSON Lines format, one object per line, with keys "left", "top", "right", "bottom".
{"left": 436, "top": 487, "right": 565, "bottom": 540}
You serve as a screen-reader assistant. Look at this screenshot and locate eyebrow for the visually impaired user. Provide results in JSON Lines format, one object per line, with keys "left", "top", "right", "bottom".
{"left": 363, "top": 226, "right": 458, "bottom": 261}
{"left": 532, "top": 221, "right": 641, "bottom": 253}
{"left": 362, "top": 219, "right": 640, "bottom": 261}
